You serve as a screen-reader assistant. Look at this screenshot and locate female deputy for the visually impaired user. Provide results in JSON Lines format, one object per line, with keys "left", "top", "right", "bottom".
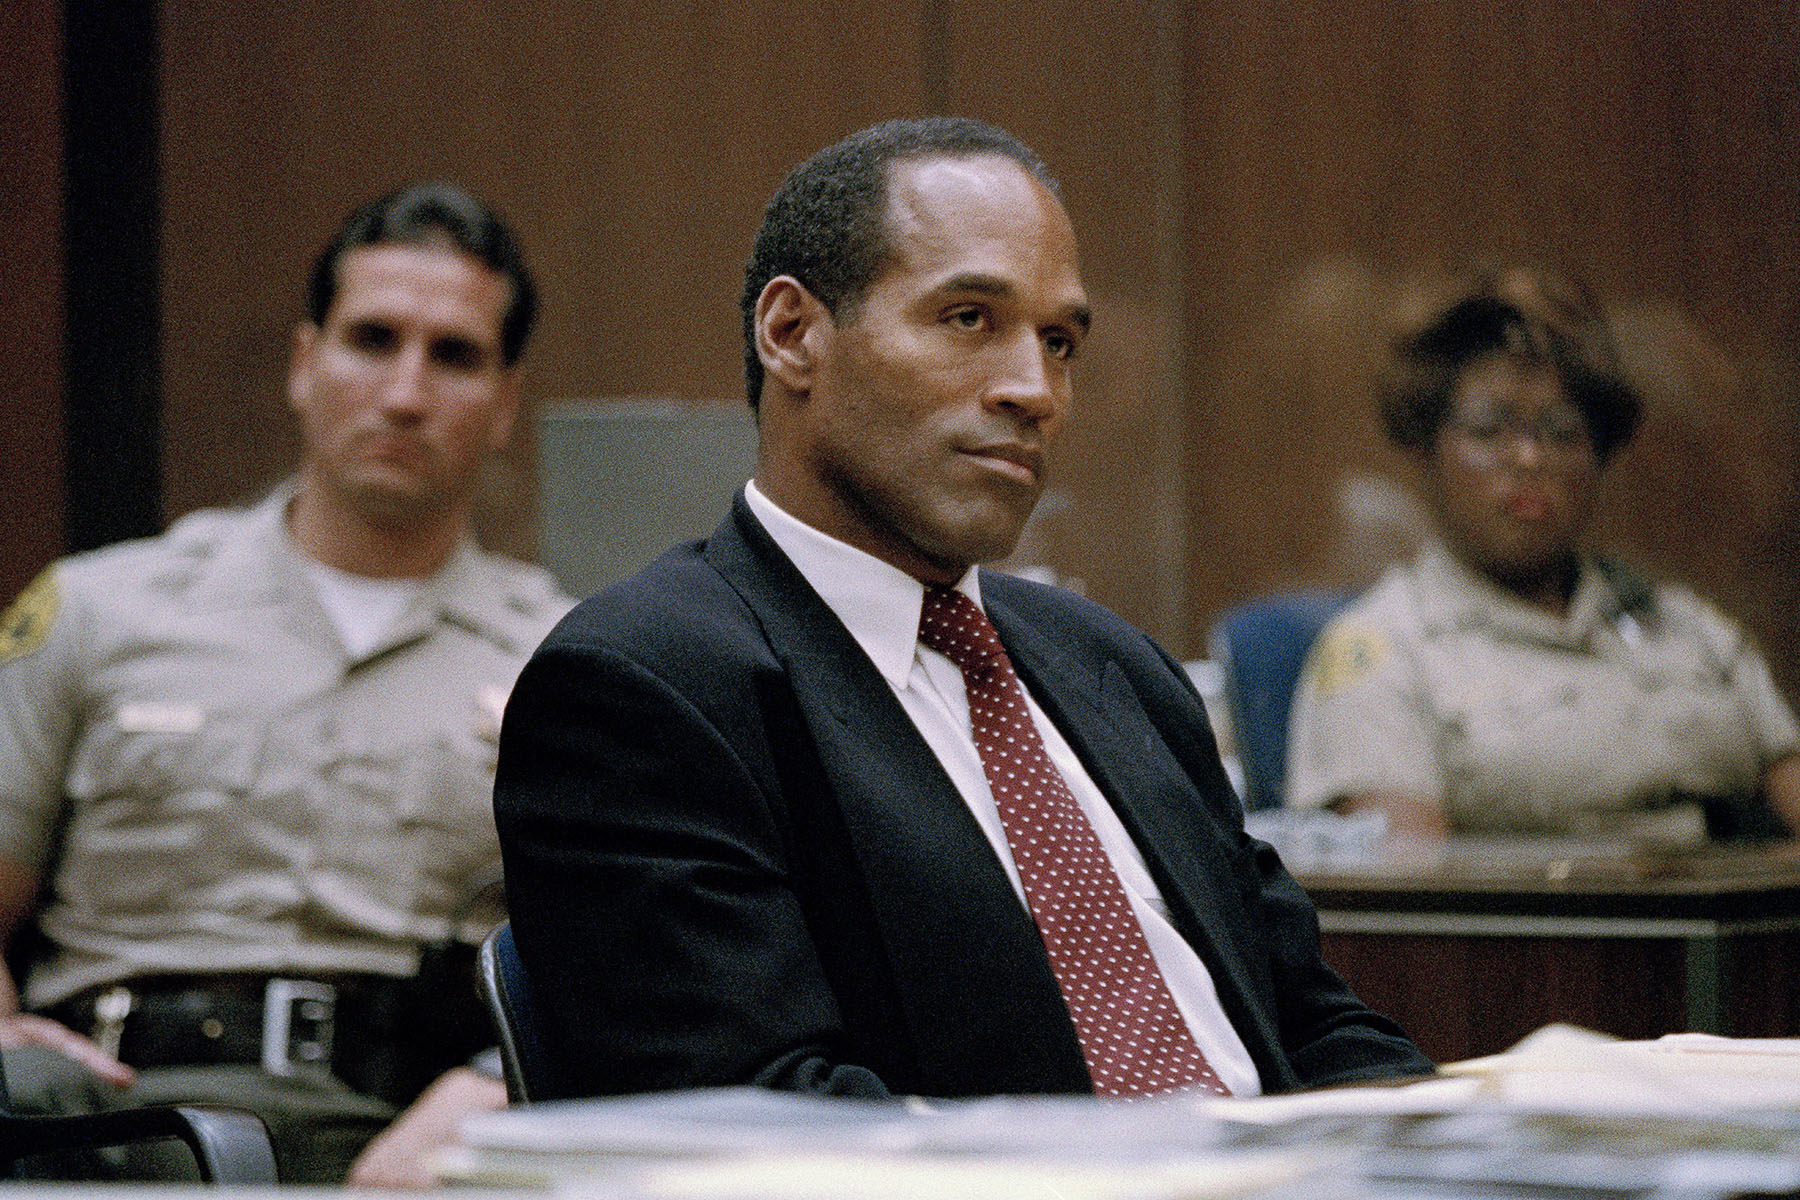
{"left": 1284, "top": 268, "right": 1800, "bottom": 843}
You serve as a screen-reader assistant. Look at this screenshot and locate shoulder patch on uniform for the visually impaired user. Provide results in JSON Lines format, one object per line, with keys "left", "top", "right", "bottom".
{"left": 0, "top": 569, "right": 61, "bottom": 665}
{"left": 1306, "top": 623, "right": 1388, "bottom": 697}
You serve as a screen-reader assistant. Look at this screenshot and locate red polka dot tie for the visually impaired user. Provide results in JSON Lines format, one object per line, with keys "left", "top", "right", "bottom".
{"left": 918, "top": 586, "right": 1230, "bottom": 1097}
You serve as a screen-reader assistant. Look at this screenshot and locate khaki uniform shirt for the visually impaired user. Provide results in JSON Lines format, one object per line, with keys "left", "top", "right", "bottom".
{"left": 0, "top": 486, "right": 572, "bottom": 1007}
{"left": 1284, "top": 540, "right": 1800, "bottom": 843}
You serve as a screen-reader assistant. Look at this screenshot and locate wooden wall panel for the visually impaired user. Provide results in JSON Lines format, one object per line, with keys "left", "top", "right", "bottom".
{"left": 1, "top": 0, "right": 66, "bottom": 600}
{"left": 934, "top": 2, "right": 1185, "bottom": 638}
{"left": 1182, "top": 2, "right": 1800, "bottom": 690}
{"left": 149, "top": 0, "right": 1799, "bottom": 684}
{"left": 158, "top": 0, "right": 927, "bottom": 559}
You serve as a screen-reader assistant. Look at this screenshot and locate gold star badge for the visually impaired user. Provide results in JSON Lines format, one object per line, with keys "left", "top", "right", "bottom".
{"left": 1, "top": 569, "right": 61, "bottom": 665}
{"left": 1307, "top": 624, "right": 1387, "bottom": 696}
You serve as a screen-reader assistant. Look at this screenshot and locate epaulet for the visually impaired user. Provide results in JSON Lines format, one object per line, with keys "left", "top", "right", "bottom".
{"left": 462, "top": 554, "right": 576, "bottom": 642}
{"left": 160, "top": 506, "right": 244, "bottom": 555}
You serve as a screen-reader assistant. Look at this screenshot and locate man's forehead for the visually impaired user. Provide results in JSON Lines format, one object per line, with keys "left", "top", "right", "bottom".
{"left": 334, "top": 241, "right": 501, "bottom": 289}
{"left": 878, "top": 155, "right": 1084, "bottom": 293}
{"left": 326, "top": 243, "right": 509, "bottom": 329}
{"left": 882, "top": 153, "right": 1066, "bottom": 229}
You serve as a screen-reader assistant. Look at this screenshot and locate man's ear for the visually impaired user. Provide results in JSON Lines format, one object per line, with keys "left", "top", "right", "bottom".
{"left": 755, "top": 276, "right": 832, "bottom": 396}
{"left": 286, "top": 322, "right": 320, "bottom": 415}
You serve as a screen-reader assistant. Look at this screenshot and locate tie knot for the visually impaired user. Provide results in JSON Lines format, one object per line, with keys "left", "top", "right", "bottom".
{"left": 918, "top": 586, "right": 1005, "bottom": 677}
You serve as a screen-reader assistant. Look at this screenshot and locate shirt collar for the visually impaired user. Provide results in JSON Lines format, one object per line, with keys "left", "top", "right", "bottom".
{"left": 184, "top": 478, "right": 552, "bottom": 654}
{"left": 1414, "top": 537, "right": 1613, "bottom": 648}
{"left": 743, "top": 479, "right": 979, "bottom": 688}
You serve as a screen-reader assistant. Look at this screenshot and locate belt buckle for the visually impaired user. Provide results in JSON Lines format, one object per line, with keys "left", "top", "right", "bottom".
{"left": 261, "top": 978, "right": 336, "bottom": 1077}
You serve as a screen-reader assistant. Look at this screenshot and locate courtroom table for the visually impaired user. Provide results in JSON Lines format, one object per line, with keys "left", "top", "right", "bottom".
{"left": 1289, "top": 838, "right": 1800, "bottom": 1065}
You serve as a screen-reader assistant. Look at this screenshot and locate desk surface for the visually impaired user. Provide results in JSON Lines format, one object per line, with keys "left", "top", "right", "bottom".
{"left": 1293, "top": 838, "right": 1800, "bottom": 921}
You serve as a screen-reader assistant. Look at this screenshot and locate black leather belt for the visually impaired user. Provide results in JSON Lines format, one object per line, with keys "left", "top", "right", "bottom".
{"left": 44, "top": 972, "right": 454, "bottom": 1108}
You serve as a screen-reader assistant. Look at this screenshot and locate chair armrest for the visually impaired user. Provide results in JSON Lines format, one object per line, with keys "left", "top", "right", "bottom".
{"left": 0, "top": 1103, "right": 278, "bottom": 1183}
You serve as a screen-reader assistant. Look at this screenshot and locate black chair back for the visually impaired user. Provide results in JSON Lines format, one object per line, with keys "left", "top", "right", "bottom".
{"left": 477, "top": 921, "right": 556, "bottom": 1103}
{"left": 1209, "top": 589, "right": 1353, "bottom": 810}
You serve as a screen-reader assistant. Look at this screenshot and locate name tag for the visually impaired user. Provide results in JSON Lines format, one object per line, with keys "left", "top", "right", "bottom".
{"left": 115, "top": 701, "right": 206, "bottom": 734}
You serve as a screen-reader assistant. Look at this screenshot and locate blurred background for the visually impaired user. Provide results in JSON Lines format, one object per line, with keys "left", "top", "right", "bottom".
{"left": 7, "top": 1, "right": 1797, "bottom": 689}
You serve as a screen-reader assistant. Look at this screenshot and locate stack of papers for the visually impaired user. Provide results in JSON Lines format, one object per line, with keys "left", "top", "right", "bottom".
{"left": 441, "top": 1089, "right": 1337, "bottom": 1198}
{"left": 440, "top": 1028, "right": 1800, "bottom": 1199}
{"left": 1444, "top": 1023, "right": 1800, "bottom": 1112}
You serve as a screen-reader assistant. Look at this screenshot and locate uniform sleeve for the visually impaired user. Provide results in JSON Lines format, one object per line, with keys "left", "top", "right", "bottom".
{"left": 1693, "top": 597, "right": 1800, "bottom": 764}
{"left": 1283, "top": 613, "right": 1446, "bottom": 810}
{"left": 491, "top": 634, "right": 887, "bottom": 1100}
{"left": 0, "top": 567, "right": 86, "bottom": 870}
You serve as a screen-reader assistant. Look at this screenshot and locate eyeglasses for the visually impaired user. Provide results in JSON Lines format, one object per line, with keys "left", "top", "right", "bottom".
{"left": 1444, "top": 409, "right": 1595, "bottom": 465}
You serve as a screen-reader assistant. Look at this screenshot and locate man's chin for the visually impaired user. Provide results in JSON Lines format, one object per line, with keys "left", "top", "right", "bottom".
{"left": 924, "top": 522, "right": 1033, "bottom": 579}
{"left": 339, "top": 477, "right": 453, "bottom": 528}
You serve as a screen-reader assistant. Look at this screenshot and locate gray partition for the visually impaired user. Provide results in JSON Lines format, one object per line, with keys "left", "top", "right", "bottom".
{"left": 536, "top": 399, "right": 758, "bottom": 599}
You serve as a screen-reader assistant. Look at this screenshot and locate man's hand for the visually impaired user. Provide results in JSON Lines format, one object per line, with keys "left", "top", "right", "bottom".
{"left": 0, "top": 1013, "right": 135, "bottom": 1088}
{"left": 344, "top": 1066, "right": 507, "bottom": 1189}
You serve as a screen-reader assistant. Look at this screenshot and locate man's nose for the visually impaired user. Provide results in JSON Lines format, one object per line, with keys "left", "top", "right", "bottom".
{"left": 379, "top": 345, "right": 431, "bottom": 415}
{"left": 987, "top": 332, "right": 1063, "bottom": 423}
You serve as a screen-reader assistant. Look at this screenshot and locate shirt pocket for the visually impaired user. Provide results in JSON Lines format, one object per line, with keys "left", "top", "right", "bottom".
{"left": 60, "top": 707, "right": 261, "bottom": 912}
{"left": 331, "top": 725, "right": 501, "bottom": 920}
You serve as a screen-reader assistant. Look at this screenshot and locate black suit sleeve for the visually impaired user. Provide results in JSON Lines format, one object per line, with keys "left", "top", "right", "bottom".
{"left": 492, "top": 634, "right": 888, "bottom": 1099}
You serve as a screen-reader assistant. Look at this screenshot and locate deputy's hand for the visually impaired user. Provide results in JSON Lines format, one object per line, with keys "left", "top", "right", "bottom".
{"left": 345, "top": 1066, "right": 507, "bottom": 1189}
{"left": 0, "top": 1012, "right": 135, "bottom": 1088}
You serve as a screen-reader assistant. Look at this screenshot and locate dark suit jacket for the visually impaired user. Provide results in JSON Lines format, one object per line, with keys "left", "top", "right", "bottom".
{"left": 494, "top": 495, "right": 1432, "bottom": 1099}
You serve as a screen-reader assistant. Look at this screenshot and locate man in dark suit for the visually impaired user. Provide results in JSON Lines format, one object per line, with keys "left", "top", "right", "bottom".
{"left": 494, "top": 117, "right": 1432, "bottom": 1100}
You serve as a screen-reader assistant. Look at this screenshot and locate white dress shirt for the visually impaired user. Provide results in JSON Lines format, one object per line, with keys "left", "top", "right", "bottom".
{"left": 743, "top": 481, "right": 1260, "bottom": 1096}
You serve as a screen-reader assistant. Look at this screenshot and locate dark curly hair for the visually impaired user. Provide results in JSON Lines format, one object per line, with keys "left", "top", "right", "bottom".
{"left": 306, "top": 181, "right": 537, "bottom": 366}
{"left": 1377, "top": 267, "right": 1641, "bottom": 462}
{"left": 739, "top": 117, "right": 1059, "bottom": 410}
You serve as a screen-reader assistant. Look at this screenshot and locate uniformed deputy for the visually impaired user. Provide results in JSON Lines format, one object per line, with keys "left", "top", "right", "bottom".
{"left": 0, "top": 182, "right": 572, "bottom": 1184}
{"left": 1284, "top": 267, "right": 1800, "bottom": 843}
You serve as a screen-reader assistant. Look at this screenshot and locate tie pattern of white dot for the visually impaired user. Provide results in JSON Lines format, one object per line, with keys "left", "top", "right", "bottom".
{"left": 918, "top": 586, "right": 1230, "bottom": 1098}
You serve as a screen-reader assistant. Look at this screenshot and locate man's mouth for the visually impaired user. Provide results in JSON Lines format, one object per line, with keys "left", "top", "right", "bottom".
{"left": 961, "top": 442, "right": 1042, "bottom": 485}
{"left": 360, "top": 430, "right": 428, "bottom": 464}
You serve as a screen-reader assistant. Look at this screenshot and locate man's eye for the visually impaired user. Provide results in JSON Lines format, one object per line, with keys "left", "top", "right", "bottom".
{"left": 346, "top": 323, "right": 397, "bottom": 353}
{"left": 947, "top": 308, "right": 986, "bottom": 331}
{"left": 1044, "top": 331, "right": 1078, "bottom": 361}
{"left": 432, "top": 339, "right": 484, "bottom": 370}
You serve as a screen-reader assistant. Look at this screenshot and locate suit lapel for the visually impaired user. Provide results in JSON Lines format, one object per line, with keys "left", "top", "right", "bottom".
{"left": 702, "top": 500, "right": 1088, "bottom": 1092}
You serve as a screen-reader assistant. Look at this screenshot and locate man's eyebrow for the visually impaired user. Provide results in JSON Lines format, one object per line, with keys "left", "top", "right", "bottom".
{"left": 935, "top": 272, "right": 1092, "bottom": 333}
{"left": 936, "top": 272, "right": 1012, "bottom": 299}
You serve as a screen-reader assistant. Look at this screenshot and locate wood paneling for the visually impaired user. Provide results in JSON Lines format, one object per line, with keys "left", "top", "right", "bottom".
{"left": 158, "top": 1, "right": 929, "bottom": 558}
{"left": 143, "top": 0, "right": 1800, "bottom": 685}
{"left": 1321, "top": 927, "right": 1800, "bottom": 1065}
{"left": 1, "top": 1, "right": 66, "bottom": 600}
{"left": 1321, "top": 932, "right": 1694, "bottom": 1063}
{"left": 1182, "top": 2, "right": 1800, "bottom": 690}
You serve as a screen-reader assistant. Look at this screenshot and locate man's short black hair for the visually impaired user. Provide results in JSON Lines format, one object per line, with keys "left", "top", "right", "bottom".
{"left": 739, "top": 116, "right": 1060, "bottom": 409}
{"left": 306, "top": 181, "right": 538, "bottom": 366}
